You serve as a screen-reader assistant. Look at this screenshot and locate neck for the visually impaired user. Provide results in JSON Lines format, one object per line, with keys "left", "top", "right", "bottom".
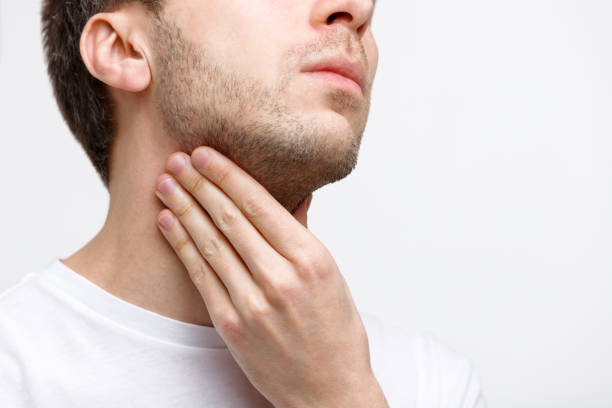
{"left": 62, "top": 109, "right": 213, "bottom": 327}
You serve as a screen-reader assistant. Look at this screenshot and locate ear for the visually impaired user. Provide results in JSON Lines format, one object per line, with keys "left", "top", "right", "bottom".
{"left": 80, "top": 10, "right": 152, "bottom": 92}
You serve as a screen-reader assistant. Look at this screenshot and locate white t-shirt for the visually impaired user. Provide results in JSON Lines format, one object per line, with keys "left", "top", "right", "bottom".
{"left": 0, "top": 259, "right": 486, "bottom": 407}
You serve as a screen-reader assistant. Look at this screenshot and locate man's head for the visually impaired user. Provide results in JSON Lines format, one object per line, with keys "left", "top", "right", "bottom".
{"left": 42, "top": 0, "right": 378, "bottom": 212}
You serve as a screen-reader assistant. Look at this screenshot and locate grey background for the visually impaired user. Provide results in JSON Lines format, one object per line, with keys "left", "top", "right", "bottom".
{"left": 1, "top": 1, "right": 611, "bottom": 407}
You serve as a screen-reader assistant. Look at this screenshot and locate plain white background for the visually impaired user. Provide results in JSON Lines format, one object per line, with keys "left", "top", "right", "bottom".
{"left": 1, "top": 1, "right": 611, "bottom": 407}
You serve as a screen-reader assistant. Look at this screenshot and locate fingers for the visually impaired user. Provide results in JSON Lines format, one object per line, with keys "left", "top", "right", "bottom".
{"left": 190, "top": 147, "right": 312, "bottom": 262}
{"left": 155, "top": 171, "right": 262, "bottom": 312}
{"left": 292, "top": 194, "right": 312, "bottom": 228}
{"left": 164, "top": 153, "right": 284, "bottom": 285}
{"left": 155, "top": 208, "right": 236, "bottom": 322}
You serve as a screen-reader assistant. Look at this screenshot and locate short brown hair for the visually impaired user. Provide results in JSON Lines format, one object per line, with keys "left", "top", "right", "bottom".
{"left": 41, "top": 0, "right": 162, "bottom": 189}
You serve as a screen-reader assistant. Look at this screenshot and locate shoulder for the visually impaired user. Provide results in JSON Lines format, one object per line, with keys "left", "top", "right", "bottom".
{"left": 0, "top": 272, "right": 45, "bottom": 403}
{"left": 0, "top": 268, "right": 58, "bottom": 351}
{"left": 360, "top": 311, "right": 486, "bottom": 408}
{"left": 413, "top": 332, "right": 486, "bottom": 407}
{"left": 0, "top": 260, "right": 74, "bottom": 354}
{"left": 0, "top": 272, "right": 42, "bottom": 326}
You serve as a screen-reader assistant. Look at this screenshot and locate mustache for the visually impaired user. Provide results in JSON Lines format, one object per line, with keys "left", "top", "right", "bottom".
{"left": 288, "top": 27, "right": 370, "bottom": 79}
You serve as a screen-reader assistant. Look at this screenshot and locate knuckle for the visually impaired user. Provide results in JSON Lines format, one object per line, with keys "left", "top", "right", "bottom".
{"left": 217, "top": 205, "right": 240, "bottom": 232}
{"left": 174, "top": 235, "right": 192, "bottom": 256}
{"left": 188, "top": 262, "right": 208, "bottom": 288}
{"left": 251, "top": 255, "right": 276, "bottom": 277}
{"left": 188, "top": 174, "right": 207, "bottom": 195}
{"left": 293, "top": 253, "right": 317, "bottom": 276}
{"left": 216, "top": 312, "right": 243, "bottom": 340}
{"left": 294, "top": 245, "right": 330, "bottom": 279}
{"left": 242, "top": 193, "right": 264, "bottom": 219}
{"left": 245, "top": 293, "right": 272, "bottom": 321}
{"left": 264, "top": 276, "right": 299, "bottom": 304}
{"left": 199, "top": 237, "right": 220, "bottom": 259}
{"left": 175, "top": 202, "right": 194, "bottom": 219}
{"left": 216, "top": 163, "right": 233, "bottom": 186}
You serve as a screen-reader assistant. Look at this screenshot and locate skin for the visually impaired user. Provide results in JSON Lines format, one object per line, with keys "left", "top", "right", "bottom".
{"left": 150, "top": 11, "right": 375, "bottom": 213}
{"left": 155, "top": 147, "right": 388, "bottom": 407}
{"left": 64, "top": 0, "right": 383, "bottom": 406}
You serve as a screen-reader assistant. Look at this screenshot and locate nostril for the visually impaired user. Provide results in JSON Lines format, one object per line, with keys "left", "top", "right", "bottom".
{"left": 326, "top": 12, "right": 353, "bottom": 25}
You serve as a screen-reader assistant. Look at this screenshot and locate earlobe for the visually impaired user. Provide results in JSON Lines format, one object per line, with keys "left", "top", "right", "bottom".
{"left": 80, "top": 13, "right": 151, "bottom": 93}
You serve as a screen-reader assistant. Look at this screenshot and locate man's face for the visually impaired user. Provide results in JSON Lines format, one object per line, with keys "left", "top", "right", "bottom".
{"left": 151, "top": 0, "right": 379, "bottom": 213}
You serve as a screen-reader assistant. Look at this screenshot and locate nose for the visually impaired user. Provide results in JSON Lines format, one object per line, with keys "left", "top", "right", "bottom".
{"left": 310, "top": 0, "right": 375, "bottom": 37}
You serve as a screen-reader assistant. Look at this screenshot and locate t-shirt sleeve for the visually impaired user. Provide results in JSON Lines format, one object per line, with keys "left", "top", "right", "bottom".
{"left": 414, "top": 333, "right": 487, "bottom": 408}
{"left": 0, "top": 341, "right": 29, "bottom": 408}
{"left": 0, "top": 285, "right": 32, "bottom": 408}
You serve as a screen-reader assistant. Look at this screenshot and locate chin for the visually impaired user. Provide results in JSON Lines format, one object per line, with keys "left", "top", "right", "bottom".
{"left": 289, "top": 82, "right": 368, "bottom": 125}
{"left": 299, "top": 108, "right": 364, "bottom": 147}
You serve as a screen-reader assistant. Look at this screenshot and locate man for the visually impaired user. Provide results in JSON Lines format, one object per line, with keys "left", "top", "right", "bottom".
{"left": 0, "top": 0, "right": 485, "bottom": 407}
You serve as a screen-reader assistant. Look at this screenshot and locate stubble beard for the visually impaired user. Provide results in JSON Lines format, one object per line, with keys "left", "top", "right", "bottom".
{"left": 151, "top": 15, "right": 372, "bottom": 213}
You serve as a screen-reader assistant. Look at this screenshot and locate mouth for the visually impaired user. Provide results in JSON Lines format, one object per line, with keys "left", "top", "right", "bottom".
{"left": 301, "top": 56, "right": 366, "bottom": 97}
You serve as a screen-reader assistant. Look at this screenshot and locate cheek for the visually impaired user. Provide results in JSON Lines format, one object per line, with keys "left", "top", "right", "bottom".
{"left": 364, "top": 34, "right": 379, "bottom": 77}
{"left": 171, "top": 1, "right": 293, "bottom": 85}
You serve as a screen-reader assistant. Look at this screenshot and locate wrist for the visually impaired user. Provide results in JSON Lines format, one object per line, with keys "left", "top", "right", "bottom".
{"left": 285, "top": 372, "right": 389, "bottom": 408}
{"left": 346, "top": 374, "right": 389, "bottom": 408}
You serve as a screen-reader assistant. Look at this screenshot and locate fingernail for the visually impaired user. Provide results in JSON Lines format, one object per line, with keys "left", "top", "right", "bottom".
{"left": 168, "top": 154, "right": 186, "bottom": 175}
{"left": 158, "top": 177, "right": 177, "bottom": 195}
{"left": 192, "top": 148, "right": 210, "bottom": 169}
{"left": 158, "top": 212, "right": 175, "bottom": 230}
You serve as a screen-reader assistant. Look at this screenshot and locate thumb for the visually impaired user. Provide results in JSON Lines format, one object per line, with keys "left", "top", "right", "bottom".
{"left": 292, "top": 194, "right": 313, "bottom": 228}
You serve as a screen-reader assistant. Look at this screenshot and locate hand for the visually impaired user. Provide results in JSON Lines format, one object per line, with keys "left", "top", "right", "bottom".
{"left": 154, "top": 147, "right": 388, "bottom": 408}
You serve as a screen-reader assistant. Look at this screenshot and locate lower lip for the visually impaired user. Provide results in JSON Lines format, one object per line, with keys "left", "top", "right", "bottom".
{"left": 304, "top": 71, "right": 363, "bottom": 97}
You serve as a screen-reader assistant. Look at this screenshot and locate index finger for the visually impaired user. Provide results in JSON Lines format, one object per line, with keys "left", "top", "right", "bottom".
{"left": 191, "top": 146, "right": 311, "bottom": 260}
